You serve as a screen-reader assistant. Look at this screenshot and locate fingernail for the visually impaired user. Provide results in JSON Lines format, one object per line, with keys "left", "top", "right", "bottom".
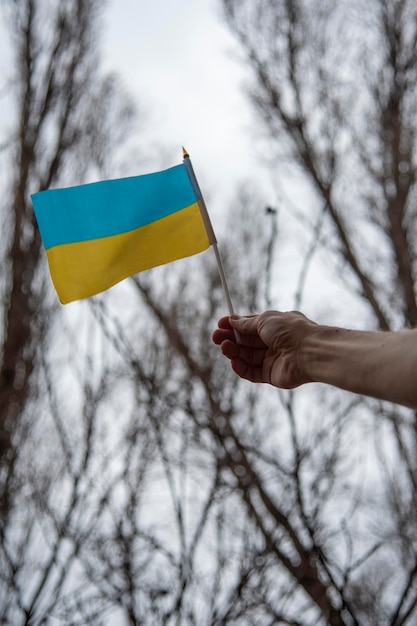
{"left": 230, "top": 314, "right": 241, "bottom": 320}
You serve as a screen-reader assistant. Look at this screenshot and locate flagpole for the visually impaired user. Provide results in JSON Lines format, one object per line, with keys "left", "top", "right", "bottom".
{"left": 183, "top": 147, "right": 235, "bottom": 316}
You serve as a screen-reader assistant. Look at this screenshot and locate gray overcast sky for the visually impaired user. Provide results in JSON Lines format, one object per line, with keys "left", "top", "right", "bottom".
{"left": 102, "top": 0, "right": 265, "bottom": 209}
{"left": 0, "top": 1, "right": 355, "bottom": 321}
{"left": 0, "top": 1, "right": 270, "bottom": 212}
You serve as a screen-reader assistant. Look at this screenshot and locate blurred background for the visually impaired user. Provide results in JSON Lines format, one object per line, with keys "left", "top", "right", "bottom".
{"left": 1, "top": 1, "right": 417, "bottom": 624}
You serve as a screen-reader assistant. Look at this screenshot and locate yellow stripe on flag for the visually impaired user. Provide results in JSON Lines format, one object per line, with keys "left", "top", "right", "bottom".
{"left": 47, "top": 202, "right": 209, "bottom": 303}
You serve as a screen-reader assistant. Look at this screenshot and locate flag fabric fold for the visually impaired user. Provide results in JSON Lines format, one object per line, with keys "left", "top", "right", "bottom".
{"left": 32, "top": 163, "right": 210, "bottom": 303}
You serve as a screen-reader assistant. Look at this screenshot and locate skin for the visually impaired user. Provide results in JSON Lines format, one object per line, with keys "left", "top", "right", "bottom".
{"left": 212, "top": 311, "right": 417, "bottom": 409}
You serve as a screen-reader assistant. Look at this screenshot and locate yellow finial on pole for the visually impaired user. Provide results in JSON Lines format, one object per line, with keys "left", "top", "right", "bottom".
{"left": 182, "top": 146, "right": 189, "bottom": 159}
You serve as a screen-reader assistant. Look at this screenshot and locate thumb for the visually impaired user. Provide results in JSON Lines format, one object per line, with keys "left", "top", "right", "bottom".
{"left": 229, "top": 314, "right": 259, "bottom": 334}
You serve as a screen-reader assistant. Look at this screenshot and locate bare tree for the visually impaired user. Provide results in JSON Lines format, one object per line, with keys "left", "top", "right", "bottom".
{"left": 79, "top": 194, "right": 293, "bottom": 626}
{"left": 210, "top": 0, "right": 417, "bottom": 623}
{"left": 0, "top": 0, "right": 138, "bottom": 622}
{"left": 0, "top": 0, "right": 135, "bottom": 507}
{"left": 3, "top": 0, "right": 417, "bottom": 624}
{"left": 222, "top": 0, "right": 417, "bottom": 329}
{"left": 77, "top": 1, "right": 417, "bottom": 623}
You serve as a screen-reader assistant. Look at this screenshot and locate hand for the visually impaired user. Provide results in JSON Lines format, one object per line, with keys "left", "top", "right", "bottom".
{"left": 212, "top": 311, "right": 317, "bottom": 389}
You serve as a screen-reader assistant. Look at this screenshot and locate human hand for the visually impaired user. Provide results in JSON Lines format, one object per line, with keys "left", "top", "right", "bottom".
{"left": 212, "top": 311, "right": 317, "bottom": 389}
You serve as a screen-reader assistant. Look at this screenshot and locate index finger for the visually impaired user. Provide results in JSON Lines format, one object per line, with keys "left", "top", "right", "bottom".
{"left": 229, "top": 315, "right": 269, "bottom": 348}
{"left": 217, "top": 316, "right": 233, "bottom": 330}
{"left": 213, "top": 317, "right": 267, "bottom": 349}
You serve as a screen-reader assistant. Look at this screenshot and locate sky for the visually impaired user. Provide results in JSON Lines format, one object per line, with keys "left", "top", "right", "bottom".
{"left": 0, "top": 0, "right": 298, "bottom": 314}
{"left": 0, "top": 0, "right": 274, "bottom": 235}
{"left": 101, "top": 0, "right": 268, "bottom": 215}
{"left": 0, "top": 0, "right": 263, "bottom": 201}
{"left": 0, "top": 0, "right": 353, "bottom": 317}
{"left": 0, "top": 0, "right": 345, "bottom": 315}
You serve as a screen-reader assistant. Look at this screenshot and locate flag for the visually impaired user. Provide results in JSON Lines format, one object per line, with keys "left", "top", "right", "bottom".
{"left": 32, "top": 163, "right": 211, "bottom": 304}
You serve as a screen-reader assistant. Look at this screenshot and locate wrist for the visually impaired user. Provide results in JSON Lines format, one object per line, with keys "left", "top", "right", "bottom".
{"left": 299, "top": 324, "right": 354, "bottom": 386}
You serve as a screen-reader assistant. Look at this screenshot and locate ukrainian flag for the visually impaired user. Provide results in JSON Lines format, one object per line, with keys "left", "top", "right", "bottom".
{"left": 32, "top": 164, "right": 210, "bottom": 303}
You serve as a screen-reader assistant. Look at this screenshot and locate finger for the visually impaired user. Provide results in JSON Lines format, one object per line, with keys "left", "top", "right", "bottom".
{"left": 231, "top": 327, "right": 267, "bottom": 349}
{"left": 212, "top": 328, "right": 235, "bottom": 345}
{"left": 220, "top": 340, "right": 266, "bottom": 367}
{"left": 213, "top": 324, "right": 266, "bottom": 349}
{"left": 219, "top": 330, "right": 266, "bottom": 349}
{"left": 230, "top": 357, "right": 264, "bottom": 384}
{"left": 229, "top": 315, "right": 260, "bottom": 336}
{"left": 217, "top": 316, "right": 233, "bottom": 330}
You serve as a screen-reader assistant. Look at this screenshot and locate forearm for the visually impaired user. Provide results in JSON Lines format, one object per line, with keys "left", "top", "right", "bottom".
{"left": 302, "top": 325, "right": 417, "bottom": 409}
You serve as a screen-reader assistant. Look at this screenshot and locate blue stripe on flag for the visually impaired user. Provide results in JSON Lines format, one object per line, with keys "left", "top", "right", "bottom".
{"left": 32, "top": 164, "right": 197, "bottom": 249}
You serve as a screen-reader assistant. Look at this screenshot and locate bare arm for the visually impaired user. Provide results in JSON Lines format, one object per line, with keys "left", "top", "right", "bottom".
{"left": 212, "top": 311, "right": 417, "bottom": 409}
{"left": 301, "top": 323, "right": 417, "bottom": 408}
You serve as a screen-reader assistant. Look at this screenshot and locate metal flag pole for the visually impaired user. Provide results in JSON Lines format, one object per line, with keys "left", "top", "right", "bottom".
{"left": 182, "top": 147, "right": 235, "bottom": 316}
